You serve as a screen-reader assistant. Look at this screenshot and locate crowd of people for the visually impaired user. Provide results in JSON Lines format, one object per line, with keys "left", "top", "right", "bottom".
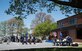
{"left": 0, "top": 32, "right": 75, "bottom": 46}
{"left": 48, "top": 32, "right": 73, "bottom": 46}
{"left": 2, "top": 34, "right": 42, "bottom": 45}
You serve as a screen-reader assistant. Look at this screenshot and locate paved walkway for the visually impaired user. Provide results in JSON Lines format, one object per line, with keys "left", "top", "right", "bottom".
{"left": 0, "top": 42, "right": 81, "bottom": 51}
{"left": 0, "top": 42, "right": 53, "bottom": 50}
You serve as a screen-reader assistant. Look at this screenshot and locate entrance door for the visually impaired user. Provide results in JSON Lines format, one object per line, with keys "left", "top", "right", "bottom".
{"left": 77, "top": 28, "right": 82, "bottom": 39}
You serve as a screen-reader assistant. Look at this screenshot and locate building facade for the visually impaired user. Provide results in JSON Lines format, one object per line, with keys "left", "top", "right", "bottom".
{"left": 55, "top": 14, "right": 82, "bottom": 42}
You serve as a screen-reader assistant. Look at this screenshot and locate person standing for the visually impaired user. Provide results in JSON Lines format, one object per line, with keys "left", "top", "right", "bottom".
{"left": 65, "top": 35, "right": 73, "bottom": 46}
{"left": 7, "top": 36, "right": 11, "bottom": 44}
{"left": 15, "top": 35, "right": 19, "bottom": 42}
{"left": 59, "top": 32, "right": 63, "bottom": 46}
{"left": 25, "top": 33, "right": 28, "bottom": 44}
{"left": 11, "top": 34, "right": 15, "bottom": 42}
{"left": 20, "top": 34, "right": 24, "bottom": 44}
{"left": 29, "top": 35, "right": 32, "bottom": 44}
{"left": 53, "top": 32, "right": 57, "bottom": 46}
{"left": 29, "top": 34, "right": 33, "bottom": 44}
{"left": 32, "top": 36, "right": 36, "bottom": 44}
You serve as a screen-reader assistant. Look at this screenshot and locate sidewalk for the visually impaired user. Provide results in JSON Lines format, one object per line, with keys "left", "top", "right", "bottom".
{"left": 73, "top": 42, "right": 82, "bottom": 47}
{"left": 0, "top": 42, "right": 53, "bottom": 50}
{"left": 0, "top": 42, "right": 82, "bottom": 50}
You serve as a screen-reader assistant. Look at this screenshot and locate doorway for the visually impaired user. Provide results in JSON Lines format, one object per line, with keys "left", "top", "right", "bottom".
{"left": 62, "top": 30, "right": 68, "bottom": 38}
{"left": 76, "top": 28, "right": 82, "bottom": 39}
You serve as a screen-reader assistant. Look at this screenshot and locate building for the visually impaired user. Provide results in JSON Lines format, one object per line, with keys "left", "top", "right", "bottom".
{"left": 55, "top": 14, "right": 82, "bottom": 42}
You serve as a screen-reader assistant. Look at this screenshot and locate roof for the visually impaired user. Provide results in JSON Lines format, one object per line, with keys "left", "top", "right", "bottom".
{"left": 57, "top": 13, "right": 82, "bottom": 22}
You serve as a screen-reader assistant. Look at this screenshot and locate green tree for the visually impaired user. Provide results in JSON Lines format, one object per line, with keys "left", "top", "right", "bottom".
{"left": 6, "top": 0, "right": 82, "bottom": 18}
{"left": 34, "top": 21, "right": 57, "bottom": 36}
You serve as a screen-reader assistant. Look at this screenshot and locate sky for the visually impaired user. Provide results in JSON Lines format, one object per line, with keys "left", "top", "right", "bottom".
{"left": 0, "top": 0, "right": 74, "bottom": 33}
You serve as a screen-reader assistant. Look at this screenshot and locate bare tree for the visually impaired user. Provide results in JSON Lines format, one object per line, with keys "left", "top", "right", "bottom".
{"left": 7, "top": 18, "right": 24, "bottom": 35}
{"left": 0, "top": 21, "right": 8, "bottom": 36}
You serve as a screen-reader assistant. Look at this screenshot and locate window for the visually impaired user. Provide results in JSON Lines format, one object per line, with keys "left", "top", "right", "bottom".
{"left": 58, "top": 22, "right": 64, "bottom": 28}
{"left": 69, "top": 18, "right": 77, "bottom": 25}
{"left": 61, "top": 22, "right": 64, "bottom": 27}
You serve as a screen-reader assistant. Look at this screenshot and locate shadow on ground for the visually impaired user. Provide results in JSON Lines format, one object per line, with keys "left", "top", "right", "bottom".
{"left": 4, "top": 48, "right": 82, "bottom": 51}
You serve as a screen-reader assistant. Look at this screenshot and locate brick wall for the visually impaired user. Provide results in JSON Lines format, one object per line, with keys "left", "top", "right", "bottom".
{"left": 68, "top": 28, "right": 76, "bottom": 42}
{"left": 57, "top": 14, "right": 82, "bottom": 28}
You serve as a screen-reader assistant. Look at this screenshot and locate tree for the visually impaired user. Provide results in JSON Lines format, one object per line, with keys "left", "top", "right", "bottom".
{"left": 50, "top": 0, "right": 82, "bottom": 9}
{"left": 31, "top": 12, "right": 54, "bottom": 29}
{"left": 0, "top": 21, "right": 8, "bottom": 35}
{"left": 22, "top": 27, "right": 30, "bottom": 35}
{"left": 34, "top": 21, "right": 57, "bottom": 36}
{"left": 7, "top": 17, "right": 24, "bottom": 35}
{"left": 6, "top": 0, "right": 82, "bottom": 18}
{"left": 15, "top": 17, "right": 24, "bottom": 34}
{"left": 0, "top": 17, "right": 29, "bottom": 36}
